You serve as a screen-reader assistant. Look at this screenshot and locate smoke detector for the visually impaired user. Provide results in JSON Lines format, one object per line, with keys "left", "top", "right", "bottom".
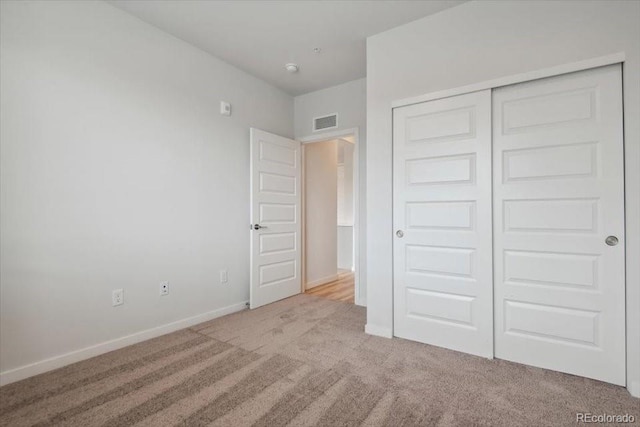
{"left": 285, "top": 63, "right": 299, "bottom": 73}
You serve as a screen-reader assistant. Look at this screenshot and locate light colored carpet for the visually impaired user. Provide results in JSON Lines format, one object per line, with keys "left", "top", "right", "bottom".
{"left": 1, "top": 294, "right": 638, "bottom": 426}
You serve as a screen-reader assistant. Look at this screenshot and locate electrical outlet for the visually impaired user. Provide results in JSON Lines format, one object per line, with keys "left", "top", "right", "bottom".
{"left": 160, "top": 281, "right": 169, "bottom": 296}
{"left": 112, "top": 289, "right": 124, "bottom": 306}
{"left": 220, "top": 269, "right": 228, "bottom": 284}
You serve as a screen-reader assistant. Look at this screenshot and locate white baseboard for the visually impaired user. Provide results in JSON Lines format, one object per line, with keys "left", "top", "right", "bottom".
{"left": 305, "top": 274, "right": 339, "bottom": 290}
{"left": 629, "top": 380, "right": 640, "bottom": 398}
{"left": 365, "top": 323, "right": 393, "bottom": 338}
{"left": 0, "top": 301, "right": 248, "bottom": 387}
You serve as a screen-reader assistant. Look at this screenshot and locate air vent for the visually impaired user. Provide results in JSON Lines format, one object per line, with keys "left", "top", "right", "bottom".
{"left": 313, "top": 113, "right": 338, "bottom": 132}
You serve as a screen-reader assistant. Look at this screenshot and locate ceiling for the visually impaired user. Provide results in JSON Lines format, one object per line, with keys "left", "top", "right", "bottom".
{"left": 107, "top": 0, "right": 465, "bottom": 96}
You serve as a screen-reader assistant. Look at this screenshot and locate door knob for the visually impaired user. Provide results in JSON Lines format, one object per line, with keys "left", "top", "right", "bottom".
{"left": 252, "top": 224, "right": 267, "bottom": 230}
{"left": 605, "top": 235, "right": 618, "bottom": 246}
{"left": 396, "top": 230, "right": 404, "bottom": 238}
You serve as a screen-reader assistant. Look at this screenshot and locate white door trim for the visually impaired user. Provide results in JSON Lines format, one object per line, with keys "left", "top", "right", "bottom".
{"left": 391, "top": 52, "right": 625, "bottom": 109}
{"left": 299, "top": 127, "right": 363, "bottom": 306}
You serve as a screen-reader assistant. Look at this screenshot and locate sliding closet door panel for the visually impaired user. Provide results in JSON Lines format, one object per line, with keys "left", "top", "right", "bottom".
{"left": 493, "top": 65, "right": 625, "bottom": 385}
{"left": 393, "top": 90, "right": 493, "bottom": 358}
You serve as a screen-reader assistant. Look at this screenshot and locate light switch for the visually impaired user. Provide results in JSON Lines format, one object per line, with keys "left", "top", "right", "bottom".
{"left": 220, "top": 101, "right": 231, "bottom": 116}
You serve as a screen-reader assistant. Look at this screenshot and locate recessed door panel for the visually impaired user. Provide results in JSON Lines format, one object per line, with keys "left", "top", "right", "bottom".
{"left": 259, "top": 232, "right": 296, "bottom": 255}
{"left": 406, "top": 245, "right": 474, "bottom": 278}
{"left": 501, "top": 87, "right": 596, "bottom": 134}
{"left": 504, "top": 250, "right": 598, "bottom": 290}
{"left": 260, "top": 172, "right": 296, "bottom": 195}
{"left": 259, "top": 260, "right": 296, "bottom": 288}
{"left": 406, "top": 154, "right": 476, "bottom": 186}
{"left": 259, "top": 203, "right": 297, "bottom": 224}
{"left": 493, "top": 64, "right": 625, "bottom": 385}
{"left": 406, "top": 201, "right": 475, "bottom": 231}
{"left": 260, "top": 140, "right": 296, "bottom": 167}
{"left": 407, "top": 107, "right": 475, "bottom": 143}
{"left": 504, "top": 300, "right": 599, "bottom": 346}
{"left": 406, "top": 289, "right": 475, "bottom": 326}
{"left": 503, "top": 142, "right": 598, "bottom": 182}
{"left": 503, "top": 198, "right": 598, "bottom": 233}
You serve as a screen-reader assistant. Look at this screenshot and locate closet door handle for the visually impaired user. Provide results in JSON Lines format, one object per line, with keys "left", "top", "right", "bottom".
{"left": 605, "top": 235, "right": 618, "bottom": 246}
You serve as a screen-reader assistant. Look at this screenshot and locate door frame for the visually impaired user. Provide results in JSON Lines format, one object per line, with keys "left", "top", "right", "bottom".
{"left": 390, "top": 52, "right": 638, "bottom": 396}
{"left": 299, "top": 127, "right": 363, "bottom": 306}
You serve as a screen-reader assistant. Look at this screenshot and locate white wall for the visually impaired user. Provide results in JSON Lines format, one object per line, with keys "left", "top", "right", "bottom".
{"left": 294, "top": 78, "right": 366, "bottom": 139}
{"left": 295, "top": 78, "right": 366, "bottom": 302}
{"left": 366, "top": 0, "right": 640, "bottom": 396}
{"left": 0, "top": 0, "right": 293, "bottom": 383}
{"left": 304, "top": 140, "right": 338, "bottom": 287}
{"left": 337, "top": 140, "right": 354, "bottom": 226}
{"left": 337, "top": 226, "right": 354, "bottom": 271}
{"left": 337, "top": 140, "right": 354, "bottom": 270}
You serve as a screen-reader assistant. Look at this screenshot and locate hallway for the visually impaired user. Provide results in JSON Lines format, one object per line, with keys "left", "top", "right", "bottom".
{"left": 305, "top": 271, "right": 354, "bottom": 303}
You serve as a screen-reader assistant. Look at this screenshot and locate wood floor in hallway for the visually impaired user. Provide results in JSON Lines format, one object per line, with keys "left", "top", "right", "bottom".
{"left": 305, "top": 271, "right": 354, "bottom": 303}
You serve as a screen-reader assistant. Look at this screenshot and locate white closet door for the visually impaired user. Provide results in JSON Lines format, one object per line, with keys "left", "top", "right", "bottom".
{"left": 393, "top": 90, "right": 493, "bottom": 358}
{"left": 493, "top": 65, "right": 625, "bottom": 385}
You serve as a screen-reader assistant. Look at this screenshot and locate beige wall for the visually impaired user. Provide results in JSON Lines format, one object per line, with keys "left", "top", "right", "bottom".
{"left": 304, "top": 140, "right": 338, "bottom": 287}
{"left": 337, "top": 140, "right": 354, "bottom": 270}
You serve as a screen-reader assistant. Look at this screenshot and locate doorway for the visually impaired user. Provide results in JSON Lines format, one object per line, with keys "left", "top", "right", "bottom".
{"left": 248, "top": 127, "right": 361, "bottom": 309}
{"left": 301, "top": 132, "right": 359, "bottom": 304}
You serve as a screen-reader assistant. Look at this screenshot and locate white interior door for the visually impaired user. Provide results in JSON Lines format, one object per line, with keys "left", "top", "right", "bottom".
{"left": 493, "top": 65, "right": 626, "bottom": 385}
{"left": 250, "top": 128, "right": 301, "bottom": 309}
{"left": 393, "top": 90, "right": 493, "bottom": 358}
